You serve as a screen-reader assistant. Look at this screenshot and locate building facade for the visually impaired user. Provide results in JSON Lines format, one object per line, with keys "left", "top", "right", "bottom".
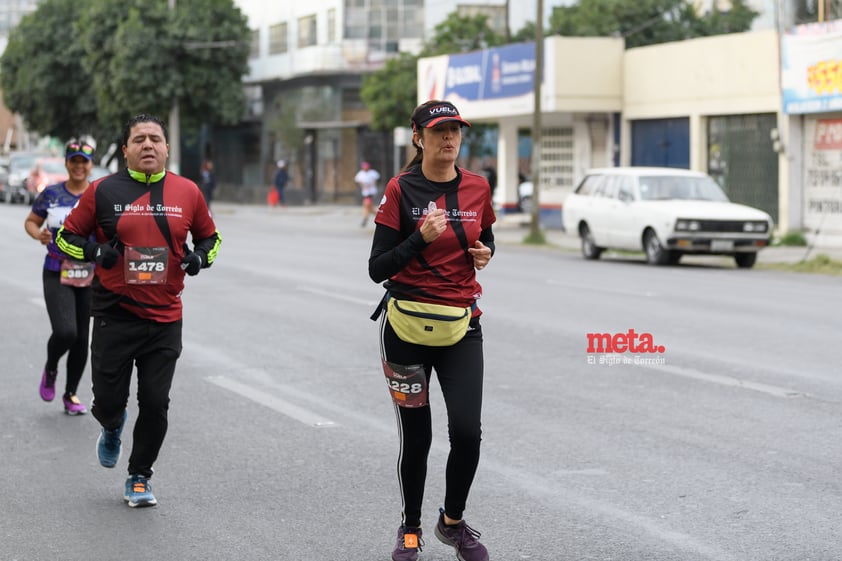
{"left": 221, "top": 0, "right": 516, "bottom": 204}
{"left": 418, "top": 36, "right": 624, "bottom": 229}
{"left": 219, "top": 0, "right": 426, "bottom": 204}
{"left": 779, "top": 19, "right": 842, "bottom": 245}
{"left": 432, "top": 25, "right": 842, "bottom": 245}
{"left": 204, "top": 0, "right": 842, "bottom": 244}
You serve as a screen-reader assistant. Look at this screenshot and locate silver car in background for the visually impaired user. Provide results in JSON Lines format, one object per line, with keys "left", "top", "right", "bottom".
{"left": 5, "top": 151, "right": 49, "bottom": 204}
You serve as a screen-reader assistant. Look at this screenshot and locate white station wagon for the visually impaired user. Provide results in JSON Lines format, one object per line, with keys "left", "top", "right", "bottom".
{"left": 562, "top": 167, "right": 774, "bottom": 268}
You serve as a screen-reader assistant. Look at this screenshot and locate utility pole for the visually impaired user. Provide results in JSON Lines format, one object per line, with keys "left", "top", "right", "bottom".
{"left": 504, "top": 0, "right": 511, "bottom": 42}
{"left": 528, "top": 0, "right": 544, "bottom": 242}
{"left": 168, "top": 0, "right": 181, "bottom": 175}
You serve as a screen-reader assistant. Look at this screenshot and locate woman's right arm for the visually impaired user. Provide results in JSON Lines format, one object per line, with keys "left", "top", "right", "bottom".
{"left": 24, "top": 212, "right": 51, "bottom": 245}
{"left": 368, "top": 224, "right": 429, "bottom": 283}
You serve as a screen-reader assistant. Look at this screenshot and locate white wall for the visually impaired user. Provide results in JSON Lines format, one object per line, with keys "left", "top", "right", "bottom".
{"left": 622, "top": 29, "right": 780, "bottom": 119}
{"left": 237, "top": 0, "right": 345, "bottom": 82}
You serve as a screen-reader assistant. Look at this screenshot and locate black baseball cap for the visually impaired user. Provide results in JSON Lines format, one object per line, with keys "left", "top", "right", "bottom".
{"left": 411, "top": 101, "right": 471, "bottom": 130}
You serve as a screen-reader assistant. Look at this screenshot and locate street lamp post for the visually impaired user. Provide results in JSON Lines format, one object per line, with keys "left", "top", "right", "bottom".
{"left": 169, "top": 101, "right": 181, "bottom": 175}
{"left": 168, "top": 0, "right": 180, "bottom": 175}
{"left": 528, "top": 0, "right": 544, "bottom": 242}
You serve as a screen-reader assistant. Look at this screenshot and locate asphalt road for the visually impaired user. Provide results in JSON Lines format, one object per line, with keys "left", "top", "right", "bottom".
{"left": 1, "top": 201, "right": 841, "bottom": 561}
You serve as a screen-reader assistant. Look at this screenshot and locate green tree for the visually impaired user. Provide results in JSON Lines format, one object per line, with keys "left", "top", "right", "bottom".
{"left": 267, "top": 86, "right": 338, "bottom": 173}
{"left": 697, "top": 0, "right": 758, "bottom": 35}
{"left": 72, "top": 0, "right": 137, "bottom": 145}
{"left": 512, "top": 22, "right": 537, "bottom": 43}
{"left": 360, "top": 52, "right": 419, "bottom": 133}
{"left": 87, "top": 3, "right": 175, "bottom": 131}
{"left": 0, "top": 0, "right": 98, "bottom": 142}
{"left": 422, "top": 12, "right": 506, "bottom": 55}
{"left": 78, "top": 0, "right": 250, "bottom": 138}
{"left": 548, "top": 0, "right": 758, "bottom": 49}
{"left": 170, "top": 0, "right": 251, "bottom": 129}
{"left": 1, "top": 0, "right": 250, "bottom": 150}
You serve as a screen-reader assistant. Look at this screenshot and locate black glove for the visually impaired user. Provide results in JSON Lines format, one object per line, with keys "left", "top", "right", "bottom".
{"left": 180, "top": 250, "right": 203, "bottom": 276}
{"left": 86, "top": 236, "right": 120, "bottom": 269}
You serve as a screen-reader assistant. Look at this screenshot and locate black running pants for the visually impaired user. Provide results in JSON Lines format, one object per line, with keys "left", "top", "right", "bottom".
{"left": 90, "top": 314, "right": 182, "bottom": 478}
{"left": 42, "top": 269, "right": 91, "bottom": 396}
{"left": 380, "top": 316, "right": 484, "bottom": 528}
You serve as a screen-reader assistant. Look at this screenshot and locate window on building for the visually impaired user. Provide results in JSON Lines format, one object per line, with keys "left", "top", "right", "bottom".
{"left": 344, "top": 0, "right": 423, "bottom": 53}
{"left": 345, "top": 6, "right": 367, "bottom": 39}
{"left": 269, "top": 22, "right": 288, "bottom": 54}
{"left": 541, "top": 127, "right": 575, "bottom": 188}
{"left": 455, "top": 4, "right": 507, "bottom": 37}
{"left": 402, "top": 4, "right": 423, "bottom": 28}
{"left": 794, "top": 0, "right": 842, "bottom": 25}
{"left": 298, "top": 14, "right": 317, "bottom": 47}
{"left": 368, "top": 8, "right": 382, "bottom": 40}
{"left": 249, "top": 28, "right": 260, "bottom": 58}
{"left": 327, "top": 8, "right": 336, "bottom": 43}
{"left": 342, "top": 88, "right": 365, "bottom": 111}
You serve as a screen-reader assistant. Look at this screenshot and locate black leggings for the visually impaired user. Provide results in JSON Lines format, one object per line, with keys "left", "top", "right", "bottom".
{"left": 42, "top": 269, "right": 91, "bottom": 396}
{"left": 380, "top": 316, "right": 484, "bottom": 528}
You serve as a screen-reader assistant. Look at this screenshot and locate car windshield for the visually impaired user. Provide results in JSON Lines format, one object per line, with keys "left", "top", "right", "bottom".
{"left": 41, "top": 160, "right": 67, "bottom": 174}
{"left": 10, "top": 155, "right": 41, "bottom": 172}
{"left": 638, "top": 175, "right": 730, "bottom": 202}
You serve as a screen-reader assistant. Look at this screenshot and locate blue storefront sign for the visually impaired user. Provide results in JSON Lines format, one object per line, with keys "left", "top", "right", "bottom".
{"left": 443, "top": 43, "right": 537, "bottom": 102}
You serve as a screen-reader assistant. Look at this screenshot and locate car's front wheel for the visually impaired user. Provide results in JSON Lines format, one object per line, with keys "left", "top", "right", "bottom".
{"left": 734, "top": 252, "right": 757, "bottom": 268}
{"left": 580, "top": 224, "right": 603, "bottom": 260}
{"left": 644, "top": 229, "right": 675, "bottom": 265}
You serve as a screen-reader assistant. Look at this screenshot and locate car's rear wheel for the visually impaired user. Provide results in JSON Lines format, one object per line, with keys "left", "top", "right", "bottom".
{"left": 580, "top": 224, "right": 603, "bottom": 260}
{"left": 734, "top": 252, "right": 757, "bottom": 269}
{"left": 644, "top": 230, "right": 674, "bottom": 265}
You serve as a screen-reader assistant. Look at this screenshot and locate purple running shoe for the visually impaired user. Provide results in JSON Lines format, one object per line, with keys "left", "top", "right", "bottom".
{"left": 39, "top": 369, "right": 57, "bottom": 402}
{"left": 392, "top": 525, "right": 423, "bottom": 561}
{"left": 434, "top": 508, "right": 489, "bottom": 561}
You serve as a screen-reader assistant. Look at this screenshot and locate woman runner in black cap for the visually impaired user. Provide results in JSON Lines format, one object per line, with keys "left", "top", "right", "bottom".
{"left": 369, "top": 99, "right": 494, "bottom": 561}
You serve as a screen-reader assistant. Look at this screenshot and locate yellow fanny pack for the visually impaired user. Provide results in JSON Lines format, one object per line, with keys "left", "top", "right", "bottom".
{"left": 387, "top": 298, "right": 471, "bottom": 347}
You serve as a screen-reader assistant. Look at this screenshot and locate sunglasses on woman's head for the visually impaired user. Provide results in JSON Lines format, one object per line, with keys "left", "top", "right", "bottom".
{"left": 66, "top": 142, "right": 94, "bottom": 155}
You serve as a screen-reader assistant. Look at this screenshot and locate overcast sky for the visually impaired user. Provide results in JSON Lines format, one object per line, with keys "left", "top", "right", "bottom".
{"left": 425, "top": 0, "right": 561, "bottom": 35}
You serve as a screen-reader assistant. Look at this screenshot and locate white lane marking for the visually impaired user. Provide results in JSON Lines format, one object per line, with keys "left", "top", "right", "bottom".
{"left": 296, "top": 285, "right": 378, "bottom": 306}
{"left": 644, "top": 363, "right": 808, "bottom": 398}
{"left": 554, "top": 468, "right": 609, "bottom": 476}
{"left": 206, "top": 376, "right": 337, "bottom": 428}
{"left": 186, "top": 341, "right": 342, "bottom": 428}
{"left": 486, "top": 459, "right": 742, "bottom": 561}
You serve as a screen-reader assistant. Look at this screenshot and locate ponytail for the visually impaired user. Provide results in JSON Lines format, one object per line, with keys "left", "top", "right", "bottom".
{"left": 403, "top": 144, "right": 423, "bottom": 171}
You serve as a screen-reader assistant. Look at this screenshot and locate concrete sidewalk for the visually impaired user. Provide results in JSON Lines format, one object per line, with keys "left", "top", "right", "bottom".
{"left": 212, "top": 202, "right": 842, "bottom": 266}
{"left": 494, "top": 212, "right": 842, "bottom": 265}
